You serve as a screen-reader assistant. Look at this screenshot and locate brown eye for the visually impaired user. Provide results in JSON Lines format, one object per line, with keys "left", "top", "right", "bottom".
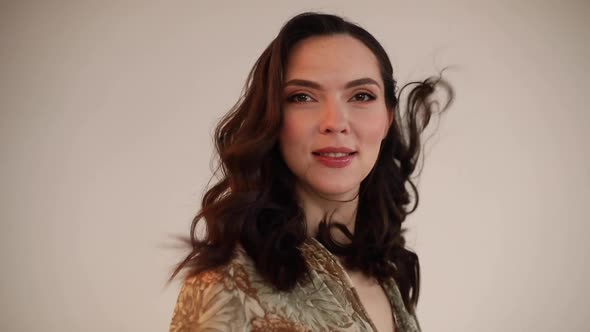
{"left": 287, "top": 93, "right": 314, "bottom": 103}
{"left": 351, "top": 93, "right": 376, "bottom": 102}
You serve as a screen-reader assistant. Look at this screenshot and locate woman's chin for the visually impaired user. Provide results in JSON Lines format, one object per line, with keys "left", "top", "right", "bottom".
{"left": 306, "top": 181, "right": 359, "bottom": 200}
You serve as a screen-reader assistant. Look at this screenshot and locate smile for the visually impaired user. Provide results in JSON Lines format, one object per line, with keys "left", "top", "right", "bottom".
{"left": 314, "top": 152, "right": 353, "bottom": 157}
{"left": 312, "top": 151, "right": 357, "bottom": 168}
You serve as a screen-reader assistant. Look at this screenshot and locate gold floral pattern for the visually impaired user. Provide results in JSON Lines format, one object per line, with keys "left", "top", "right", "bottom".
{"left": 170, "top": 238, "right": 421, "bottom": 331}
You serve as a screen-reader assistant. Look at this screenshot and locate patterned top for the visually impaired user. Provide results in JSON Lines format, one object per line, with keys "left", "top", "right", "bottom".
{"left": 169, "top": 237, "right": 421, "bottom": 332}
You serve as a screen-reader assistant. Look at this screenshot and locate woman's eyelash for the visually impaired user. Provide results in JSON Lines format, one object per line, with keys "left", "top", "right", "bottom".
{"left": 286, "top": 93, "right": 314, "bottom": 103}
{"left": 351, "top": 92, "right": 376, "bottom": 102}
{"left": 285, "top": 92, "right": 377, "bottom": 103}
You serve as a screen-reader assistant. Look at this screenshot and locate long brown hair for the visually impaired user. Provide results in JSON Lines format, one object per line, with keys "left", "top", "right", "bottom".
{"left": 169, "top": 12, "right": 453, "bottom": 314}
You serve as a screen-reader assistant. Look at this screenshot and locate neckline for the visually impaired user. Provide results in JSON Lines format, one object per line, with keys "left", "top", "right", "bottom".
{"left": 306, "top": 237, "right": 399, "bottom": 332}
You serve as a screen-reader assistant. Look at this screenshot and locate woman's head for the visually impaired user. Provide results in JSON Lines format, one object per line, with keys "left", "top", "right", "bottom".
{"left": 171, "top": 12, "right": 453, "bottom": 314}
{"left": 280, "top": 34, "right": 392, "bottom": 200}
{"left": 215, "top": 13, "right": 400, "bottom": 195}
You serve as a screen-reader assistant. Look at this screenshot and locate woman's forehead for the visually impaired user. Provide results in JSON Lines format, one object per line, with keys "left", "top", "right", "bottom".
{"left": 284, "top": 35, "right": 381, "bottom": 85}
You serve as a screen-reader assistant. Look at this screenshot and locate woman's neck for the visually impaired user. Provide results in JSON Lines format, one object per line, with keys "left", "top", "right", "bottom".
{"left": 294, "top": 182, "right": 359, "bottom": 240}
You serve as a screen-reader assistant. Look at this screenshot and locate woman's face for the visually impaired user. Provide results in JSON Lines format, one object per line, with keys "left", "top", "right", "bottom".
{"left": 279, "top": 34, "right": 392, "bottom": 200}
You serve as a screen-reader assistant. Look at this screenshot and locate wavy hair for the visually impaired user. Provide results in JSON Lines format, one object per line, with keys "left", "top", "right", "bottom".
{"left": 169, "top": 12, "right": 453, "bottom": 314}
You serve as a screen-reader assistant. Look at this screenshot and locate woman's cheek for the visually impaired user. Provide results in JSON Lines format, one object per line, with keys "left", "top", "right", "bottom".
{"left": 357, "top": 116, "right": 388, "bottom": 143}
{"left": 280, "top": 123, "right": 303, "bottom": 148}
{"left": 279, "top": 114, "right": 312, "bottom": 163}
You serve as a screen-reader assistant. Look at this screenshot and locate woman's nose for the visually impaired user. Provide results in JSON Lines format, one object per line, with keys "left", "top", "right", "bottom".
{"left": 319, "top": 99, "right": 349, "bottom": 134}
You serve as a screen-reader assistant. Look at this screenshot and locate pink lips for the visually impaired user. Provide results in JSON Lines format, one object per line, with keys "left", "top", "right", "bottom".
{"left": 312, "top": 147, "right": 357, "bottom": 168}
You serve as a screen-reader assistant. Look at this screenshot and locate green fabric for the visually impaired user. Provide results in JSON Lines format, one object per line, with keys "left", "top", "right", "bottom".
{"left": 170, "top": 237, "right": 421, "bottom": 331}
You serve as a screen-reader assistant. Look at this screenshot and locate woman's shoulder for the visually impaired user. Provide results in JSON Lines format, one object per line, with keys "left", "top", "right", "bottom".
{"left": 169, "top": 245, "right": 267, "bottom": 331}
{"left": 171, "top": 243, "right": 335, "bottom": 331}
{"left": 175, "top": 244, "right": 263, "bottom": 302}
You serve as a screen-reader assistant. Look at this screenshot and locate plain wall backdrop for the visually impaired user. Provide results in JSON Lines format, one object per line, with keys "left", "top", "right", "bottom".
{"left": 1, "top": 1, "right": 588, "bottom": 331}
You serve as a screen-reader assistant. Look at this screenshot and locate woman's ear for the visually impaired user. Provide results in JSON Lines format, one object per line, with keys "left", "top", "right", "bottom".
{"left": 388, "top": 110, "right": 394, "bottom": 127}
{"left": 383, "top": 109, "right": 394, "bottom": 140}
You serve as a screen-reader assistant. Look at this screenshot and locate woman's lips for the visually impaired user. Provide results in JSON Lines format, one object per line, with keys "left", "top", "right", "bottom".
{"left": 312, "top": 152, "right": 356, "bottom": 168}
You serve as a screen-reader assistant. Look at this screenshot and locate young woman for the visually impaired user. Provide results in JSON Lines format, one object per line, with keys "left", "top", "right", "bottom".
{"left": 169, "top": 12, "right": 452, "bottom": 332}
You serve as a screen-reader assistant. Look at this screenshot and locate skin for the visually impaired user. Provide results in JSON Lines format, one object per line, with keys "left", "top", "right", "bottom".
{"left": 278, "top": 34, "right": 397, "bottom": 332}
{"left": 279, "top": 34, "right": 393, "bottom": 237}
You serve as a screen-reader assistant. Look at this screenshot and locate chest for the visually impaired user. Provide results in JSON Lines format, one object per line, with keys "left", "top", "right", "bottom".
{"left": 347, "top": 270, "right": 396, "bottom": 332}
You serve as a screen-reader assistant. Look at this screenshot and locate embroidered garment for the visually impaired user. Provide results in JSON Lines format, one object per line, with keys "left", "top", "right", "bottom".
{"left": 170, "top": 237, "right": 421, "bottom": 331}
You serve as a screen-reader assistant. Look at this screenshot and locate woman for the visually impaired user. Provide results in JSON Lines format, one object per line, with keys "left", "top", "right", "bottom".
{"left": 169, "top": 12, "right": 452, "bottom": 332}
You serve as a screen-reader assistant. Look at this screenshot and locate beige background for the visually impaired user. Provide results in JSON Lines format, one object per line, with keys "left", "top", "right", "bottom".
{"left": 1, "top": 1, "right": 588, "bottom": 331}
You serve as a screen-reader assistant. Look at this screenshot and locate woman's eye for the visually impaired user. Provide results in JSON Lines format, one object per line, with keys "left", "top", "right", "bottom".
{"left": 287, "top": 93, "right": 314, "bottom": 103}
{"left": 351, "top": 92, "right": 376, "bottom": 102}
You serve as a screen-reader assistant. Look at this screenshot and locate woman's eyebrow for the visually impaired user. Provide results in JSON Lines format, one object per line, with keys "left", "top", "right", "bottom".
{"left": 283, "top": 77, "right": 381, "bottom": 90}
